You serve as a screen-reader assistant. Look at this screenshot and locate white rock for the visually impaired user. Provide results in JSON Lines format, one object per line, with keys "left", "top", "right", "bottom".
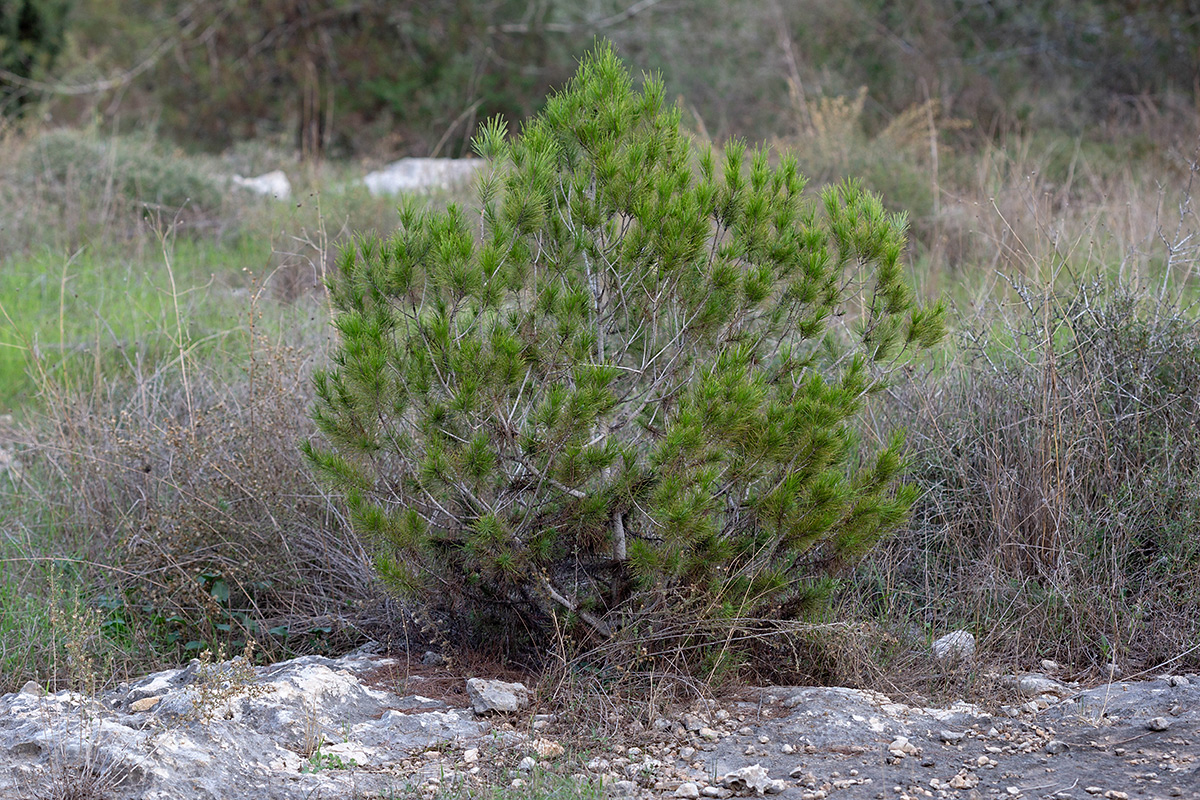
{"left": 932, "top": 630, "right": 976, "bottom": 663}
{"left": 231, "top": 170, "right": 291, "bottom": 199}
{"left": 362, "top": 158, "right": 486, "bottom": 196}
{"left": 463, "top": 747, "right": 480, "bottom": 764}
{"left": 465, "top": 677, "right": 529, "bottom": 715}
{"left": 722, "top": 764, "right": 786, "bottom": 795}
{"left": 531, "top": 738, "right": 564, "bottom": 759}
{"left": 518, "top": 756, "right": 537, "bottom": 772}
{"left": 676, "top": 782, "right": 701, "bottom": 799}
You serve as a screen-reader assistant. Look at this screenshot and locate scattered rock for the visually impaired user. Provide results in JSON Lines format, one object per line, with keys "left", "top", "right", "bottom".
{"left": 1004, "top": 673, "right": 1072, "bottom": 697}
{"left": 1045, "top": 740, "right": 1068, "bottom": 754}
{"left": 231, "top": 170, "right": 291, "bottom": 199}
{"left": 465, "top": 677, "right": 529, "bottom": 715}
{"left": 721, "top": 764, "right": 785, "bottom": 795}
{"left": 676, "top": 782, "right": 701, "bottom": 799}
{"left": 421, "top": 650, "right": 445, "bottom": 666}
{"left": 932, "top": 630, "right": 976, "bottom": 663}
{"left": 518, "top": 756, "right": 537, "bottom": 772}
{"left": 939, "top": 729, "right": 966, "bottom": 744}
{"left": 362, "top": 158, "right": 486, "bottom": 196}
{"left": 1167, "top": 675, "right": 1190, "bottom": 687}
{"left": 1146, "top": 716, "right": 1171, "bottom": 732}
{"left": 463, "top": 747, "right": 480, "bottom": 764}
{"left": 611, "top": 779, "right": 640, "bottom": 796}
{"left": 531, "top": 738, "right": 565, "bottom": 759}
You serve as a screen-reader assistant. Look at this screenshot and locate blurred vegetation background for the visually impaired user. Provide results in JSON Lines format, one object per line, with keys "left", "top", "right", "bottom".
{"left": 1, "top": 0, "right": 1199, "bottom": 699}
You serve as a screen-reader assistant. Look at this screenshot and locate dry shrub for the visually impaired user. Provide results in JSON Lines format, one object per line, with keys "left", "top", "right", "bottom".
{"left": 872, "top": 276, "right": 1200, "bottom": 674}
{"left": 6, "top": 306, "right": 391, "bottom": 687}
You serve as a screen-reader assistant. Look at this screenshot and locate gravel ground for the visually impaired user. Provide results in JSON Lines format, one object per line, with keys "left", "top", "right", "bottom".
{"left": 645, "top": 676, "right": 1199, "bottom": 800}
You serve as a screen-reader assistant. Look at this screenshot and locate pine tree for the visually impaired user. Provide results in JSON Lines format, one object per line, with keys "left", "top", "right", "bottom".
{"left": 305, "top": 42, "right": 944, "bottom": 659}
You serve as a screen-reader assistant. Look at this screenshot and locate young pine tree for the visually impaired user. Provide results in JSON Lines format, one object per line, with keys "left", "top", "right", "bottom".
{"left": 305, "top": 43, "right": 943, "bottom": 658}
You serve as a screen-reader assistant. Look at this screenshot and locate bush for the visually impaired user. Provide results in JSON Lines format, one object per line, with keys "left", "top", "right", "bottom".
{"left": 883, "top": 278, "right": 1200, "bottom": 670}
{"left": 307, "top": 44, "right": 943, "bottom": 664}
{"left": 22, "top": 129, "right": 225, "bottom": 219}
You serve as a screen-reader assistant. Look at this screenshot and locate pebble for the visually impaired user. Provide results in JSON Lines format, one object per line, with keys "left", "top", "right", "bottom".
{"left": 699, "top": 727, "right": 719, "bottom": 741}
{"left": 1045, "top": 740, "right": 1068, "bottom": 754}
{"left": 676, "top": 782, "right": 700, "bottom": 799}
{"left": 1146, "top": 717, "right": 1171, "bottom": 732}
{"left": 462, "top": 748, "right": 479, "bottom": 764}
{"left": 1167, "top": 675, "right": 1190, "bottom": 687}
{"left": 702, "top": 787, "right": 722, "bottom": 798}
{"left": 518, "top": 756, "right": 537, "bottom": 772}
{"left": 939, "top": 730, "right": 965, "bottom": 744}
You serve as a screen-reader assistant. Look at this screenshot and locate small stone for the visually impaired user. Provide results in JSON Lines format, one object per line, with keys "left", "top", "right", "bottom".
{"left": 1040, "top": 659, "right": 1060, "bottom": 672}
{"left": 1045, "top": 740, "right": 1068, "bottom": 755}
{"left": 780, "top": 743, "right": 794, "bottom": 754}
{"left": 676, "top": 782, "right": 701, "bottom": 799}
{"left": 518, "top": 756, "right": 537, "bottom": 772}
{"left": 18, "top": 681, "right": 42, "bottom": 696}
{"left": 684, "top": 714, "right": 704, "bottom": 731}
{"left": 1006, "top": 788, "right": 1020, "bottom": 796}
{"left": 1167, "top": 675, "right": 1190, "bottom": 687}
{"left": 463, "top": 748, "right": 480, "bottom": 764}
{"left": 1146, "top": 717, "right": 1171, "bottom": 732}
{"left": 758, "top": 735, "right": 770, "bottom": 744}
{"left": 679, "top": 747, "right": 695, "bottom": 761}
{"left": 699, "top": 727, "right": 719, "bottom": 741}
{"left": 1022, "top": 701, "right": 1040, "bottom": 714}
{"left": 1105, "top": 662, "right": 1122, "bottom": 680}
{"left": 702, "top": 787, "right": 722, "bottom": 798}
{"left": 465, "top": 677, "right": 530, "bottom": 715}
{"left": 1168, "top": 787, "right": 1183, "bottom": 797}
{"left": 421, "top": 650, "right": 445, "bottom": 666}
{"left": 1085, "top": 788, "right": 1103, "bottom": 796}
{"left": 1104, "top": 792, "right": 1128, "bottom": 800}
{"left": 532, "top": 738, "right": 565, "bottom": 759}
{"left": 939, "top": 730, "right": 965, "bottom": 744}
{"left": 511, "top": 779, "right": 526, "bottom": 790}
{"left": 130, "top": 696, "right": 162, "bottom": 712}
{"left": 612, "top": 780, "right": 639, "bottom": 796}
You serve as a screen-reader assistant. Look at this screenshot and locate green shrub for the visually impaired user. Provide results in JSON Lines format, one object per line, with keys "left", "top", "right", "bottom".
{"left": 307, "top": 44, "right": 943, "bottom": 663}
{"left": 22, "top": 129, "right": 225, "bottom": 217}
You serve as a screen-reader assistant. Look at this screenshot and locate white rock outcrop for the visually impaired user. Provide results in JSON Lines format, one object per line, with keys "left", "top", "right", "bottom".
{"left": 362, "top": 158, "right": 485, "bottom": 196}
{"left": 0, "top": 652, "right": 490, "bottom": 799}
{"left": 231, "top": 170, "right": 292, "bottom": 199}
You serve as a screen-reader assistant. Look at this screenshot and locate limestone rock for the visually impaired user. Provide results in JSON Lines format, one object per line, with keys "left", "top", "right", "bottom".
{"left": 932, "top": 630, "right": 976, "bottom": 663}
{"left": 721, "top": 764, "right": 785, "bottom": 795}
{"left": 0, "top": 651, "right": 485, "bottom": 800}
{"left": 362, "top": 158, "right": 486, "bottom": 196}
{"left": 231, "top": 170, "right": 291, "bottom": 199}
{"left": 465, "top": 678, "right": 530, "bottom": 715}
